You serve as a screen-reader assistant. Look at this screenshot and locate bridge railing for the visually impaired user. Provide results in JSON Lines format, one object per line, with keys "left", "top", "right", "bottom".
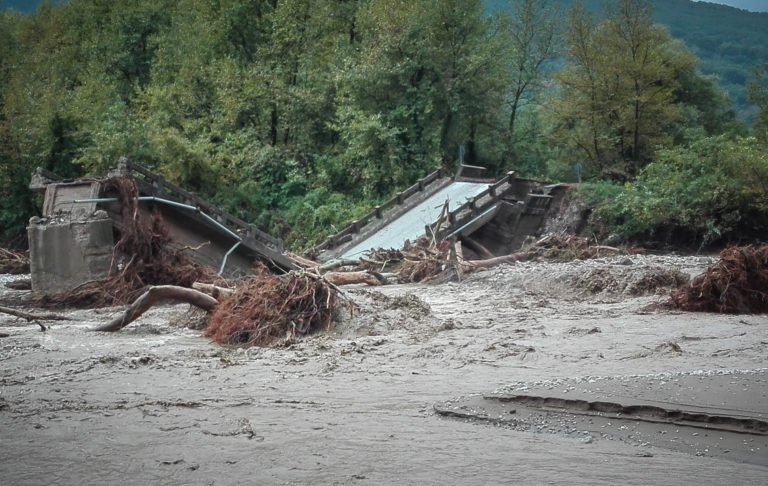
{"left": 312, "top": 167, "right": 448, "bottom": 254}
{"left": 122, "top": 161, "right": 285, "bottom": 252}
{"left": 425, "top": 171, "right": 517, "bottom": 240}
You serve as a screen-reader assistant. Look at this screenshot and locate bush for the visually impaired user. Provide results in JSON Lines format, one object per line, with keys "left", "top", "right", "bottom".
{"left": 583, "top": 136, "right": 768, "bottom": 248}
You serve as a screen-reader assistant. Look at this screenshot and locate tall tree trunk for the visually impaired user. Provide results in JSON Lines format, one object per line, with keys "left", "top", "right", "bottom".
{"left": 270, "top": 104, "right": 278, "bottom": 146}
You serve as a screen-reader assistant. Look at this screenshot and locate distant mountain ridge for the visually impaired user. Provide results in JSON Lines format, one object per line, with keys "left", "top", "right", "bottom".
{"left": 2, "top": 0, "right": 66, "bottom": 13}
{"left": 693, "top": 0, "right": 768, "bottom": 13}
{"left": 486, "top": 0, "right": 768, "bottom": 121}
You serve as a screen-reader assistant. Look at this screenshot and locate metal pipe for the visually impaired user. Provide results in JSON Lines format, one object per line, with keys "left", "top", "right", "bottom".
{"left": 443, "top": 205, "right": 497, "bottom": 240}
{"left": 139, "top": 196, "right": 197, "bottom": 211}
{"left": 73, "top": 197, "right": 119, "bottom": 203}
{"left": 73, "top": 195, "right": 244, "bottom": 275}
{"left": 74, "top": 197, "right": 240, "bottom": 241}
{"left": 73, "top": 196, "right": 195, "bottom": 210}
{"left": 219, "top": 241, "right": 242, "bottom": 275}
{"left": 199, "top": 211, "right": 241, "bottom": 241}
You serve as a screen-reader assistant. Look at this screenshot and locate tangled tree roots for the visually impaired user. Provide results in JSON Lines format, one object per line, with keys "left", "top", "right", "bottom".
{"left": 666, "top": 245, "right": 768, "bottom": 314}
{"left": 359, "top": 238, "right": 454, "bottom": 283}
{"left": 205, "top": 273, "right": 337, "bottom": 347}
{"left": 0, "top": 248, "right": 29, "bottom": 274}
{"left": 42, "top": 177, "right": 218, "bottom": 308}
{"left": 359, "top": 234, "right": 639, "bottom": 285}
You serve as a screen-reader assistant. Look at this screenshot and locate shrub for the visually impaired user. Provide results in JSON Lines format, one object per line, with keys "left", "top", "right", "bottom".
{"left": 583, "top": 136, "right": 768, "bottom": 248}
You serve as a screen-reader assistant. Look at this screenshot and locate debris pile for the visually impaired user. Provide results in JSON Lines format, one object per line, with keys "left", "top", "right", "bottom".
{"left": 42, "top": 177, "right": 218, "bottom": 308}
{"left": 666, "top": 245, "right": 768, "bottom": 314}
{"left": 0, "top": 249, "right": 29, "bottom": 275}
{"left": 357, "top": 238, "right": 462, "bottom": 284}
{"left": 205, "top": 271, "right": 338, "bottom": 347}
{"left": 519, "top": 234, "right": 641, "bottom": 262}
{"left": 356, "top": 234, "right": 641, "bottom": 285}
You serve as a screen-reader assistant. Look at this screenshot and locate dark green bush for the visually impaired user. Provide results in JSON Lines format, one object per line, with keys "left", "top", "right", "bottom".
{"left": 583, "top": 136, "right": 768, "bottom": 248}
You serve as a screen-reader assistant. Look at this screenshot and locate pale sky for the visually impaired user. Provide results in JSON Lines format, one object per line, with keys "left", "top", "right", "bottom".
{"left": 692, "top": 0, "right": 768, "bottom": 12}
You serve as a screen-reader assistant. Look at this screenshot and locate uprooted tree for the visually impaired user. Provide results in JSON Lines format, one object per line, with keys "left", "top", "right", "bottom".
{"left": 665, "top": 245, "right": 768, "bottom": 314}
{"left": 42, "top": 177, "right": 220, "bottom": 308}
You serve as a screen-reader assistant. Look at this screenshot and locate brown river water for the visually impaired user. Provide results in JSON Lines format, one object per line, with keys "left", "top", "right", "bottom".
{"left": 1, "top": 255, "right": 767, "bottom": 485}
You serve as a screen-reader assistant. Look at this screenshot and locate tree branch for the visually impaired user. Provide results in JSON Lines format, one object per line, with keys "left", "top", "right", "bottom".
{"left": 92, "top": 286, "right": 218, "bottom": 332}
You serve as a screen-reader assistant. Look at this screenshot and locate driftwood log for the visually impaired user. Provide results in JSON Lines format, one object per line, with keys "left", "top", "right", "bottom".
{"left": 192, "top": 282, "right": 235, "bottom": 298}
{"left": 285, "top": 252, "right": 320, "bottom": 268}
{"left": 323, "top": 271, "right": 386, "bottom": 286}
{"left": 0, "top": 305, "right": 70, "bottom": 331}
{"left": 460, "top": 236, "right": 495, "bottom": 260}
{"left": 465, "top": 253, "right": 521, "bottom": 269}
{"left": 92, "top": 285, "right": 218, "bottom": 332}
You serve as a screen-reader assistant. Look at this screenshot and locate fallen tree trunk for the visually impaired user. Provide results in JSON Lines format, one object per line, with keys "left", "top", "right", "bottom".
{"left": 285, "top": 252, "right": 319, "bottom": 269}
{"left": 92, "top": 285, "right": 218, "bottom": 332}
{"left": 465, "top": 253, "right": 521, "bottom": 269}
{"left": 323, "top": 271, "right": 386, "bottom": 286}
{"left": 192, "top": 282, "right": 235, "bottom": 298}
{"left": 460, "top": 236, "right": 494, "bottom": 260}
{"left": 317, "top": 259, "right": 361, "bottom": 272}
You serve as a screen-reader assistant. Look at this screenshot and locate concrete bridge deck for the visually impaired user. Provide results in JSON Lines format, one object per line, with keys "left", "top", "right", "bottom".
{"left": 338, "top": 181, "right": 490, "bottom": 259}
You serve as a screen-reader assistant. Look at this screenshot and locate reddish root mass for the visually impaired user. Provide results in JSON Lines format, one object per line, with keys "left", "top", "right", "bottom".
{"left": 666, "top": 245, "right": 768, "bottom": 314}
{"left": 205, "top": 273, "right": 337, "bottom": 347}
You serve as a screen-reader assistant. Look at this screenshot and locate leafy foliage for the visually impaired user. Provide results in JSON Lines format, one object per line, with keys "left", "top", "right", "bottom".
{"left": 551, "top": 1, "right": 701, "bottom": 180}
{"left": 747, "top": 64, "right": 768, "bottom": 141}
{"left": 0, "top": 0, "right": 764, "bottom": 251}
{"left": 584, "top": 136, "right": 768, "bottom": 248}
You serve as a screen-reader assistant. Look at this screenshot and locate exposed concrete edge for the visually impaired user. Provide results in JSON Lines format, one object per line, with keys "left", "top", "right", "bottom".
{"left": 317, "top": 175, "right": 454, "bottom": 261}
{"left": 482, "top": 394, "right": 768, "bottom": 435}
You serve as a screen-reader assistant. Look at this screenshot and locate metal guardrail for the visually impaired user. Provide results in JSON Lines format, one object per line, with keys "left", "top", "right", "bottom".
{"left": 122, "top": 161, "right": 284, "bottom": 252}
{"left": 313, "top": 167, "right": 448, "bottom": 253}
{"left": 426, "top": 171, "right": 517, "bottom": 240}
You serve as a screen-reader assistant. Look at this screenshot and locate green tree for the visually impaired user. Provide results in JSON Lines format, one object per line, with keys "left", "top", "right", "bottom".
{"left": 498, "top": 0, "right": 560, "bottom": 145}
{"left": 0, "top": 3, "right": 86, "bottom": 243}
{"left": 337, "top": 0, "right": 507, "bottom": 192}
{"left": 551, "top": 0, "right": 697, "bottom": 179}
{"left": 586, "top": 135, "right": 768, "bottom": 247}
{"left": 747, "top": 64, "right": 768, "bottom": 141}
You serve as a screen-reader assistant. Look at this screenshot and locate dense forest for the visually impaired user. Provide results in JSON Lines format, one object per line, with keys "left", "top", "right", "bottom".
{"left": 1, "top": 0, "right": 766, "bottom": 251}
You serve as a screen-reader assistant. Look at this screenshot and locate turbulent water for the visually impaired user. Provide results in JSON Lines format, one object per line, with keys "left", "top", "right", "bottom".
{"left": 1, "top": 255, "right": 767, "bottom": 485}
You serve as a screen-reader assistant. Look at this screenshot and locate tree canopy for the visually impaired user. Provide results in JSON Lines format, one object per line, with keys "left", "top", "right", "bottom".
{"left": 0, "top": 0, "right": 763, "bottom": 250}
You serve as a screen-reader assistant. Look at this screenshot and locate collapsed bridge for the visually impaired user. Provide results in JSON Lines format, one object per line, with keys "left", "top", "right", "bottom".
{"left": 313, "top": 165, "right": 567, "bottom": 262}
{"left": 27, "top": 161, "right": 566, "bottom": 295}
{"left": 27, "top": 159, "right": 298, "bottom": 295}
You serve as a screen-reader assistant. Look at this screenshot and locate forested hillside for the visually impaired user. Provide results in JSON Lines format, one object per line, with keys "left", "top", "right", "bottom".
{"left": 486, "top": 0, "right": 768, "bottom": 121}
{"left": 1, "top": 0, "right": 65, "bottom": 13}
{"left": 693, "top": 0, "right": 768, "bottom": 12}
{"left": 1, "top": 0, "right": 766, "bottom": 250}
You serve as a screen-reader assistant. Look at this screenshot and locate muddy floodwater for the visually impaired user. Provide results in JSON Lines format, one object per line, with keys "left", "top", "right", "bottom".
{"left": 1, "top": 255, "right": 767, "bottom": 485}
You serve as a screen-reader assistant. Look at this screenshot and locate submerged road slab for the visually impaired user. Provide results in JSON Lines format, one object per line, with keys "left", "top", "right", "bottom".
{"left": 340, "top": 181, "right": 489, "bottom": 259}
{"left": 436, "top": 369, "right": 768, "bottom": 466}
